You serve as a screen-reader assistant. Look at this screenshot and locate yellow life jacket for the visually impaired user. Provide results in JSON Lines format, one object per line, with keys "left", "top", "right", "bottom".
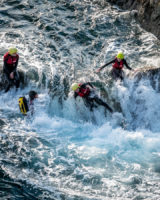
{"left": 18, "top": 97, "right": 29, "bottom": 115}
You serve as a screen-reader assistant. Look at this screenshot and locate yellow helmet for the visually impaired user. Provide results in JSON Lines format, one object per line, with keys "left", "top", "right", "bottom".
{"left": 71, "top": 83, "right": 80, "bottom": 91}
{"left": 117, "top": 52, "right": 124, "bottom": 59}
{"left": 9, "top": 47, "right": 18, "bottom": 55}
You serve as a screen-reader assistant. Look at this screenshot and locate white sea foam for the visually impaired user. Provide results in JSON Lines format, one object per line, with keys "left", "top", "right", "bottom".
{"left": 0, "top": 0, "right": 160, "bottom": 199}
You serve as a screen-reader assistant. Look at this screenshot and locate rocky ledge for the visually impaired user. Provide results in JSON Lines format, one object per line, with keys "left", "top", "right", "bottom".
{"left": 107, "top": 0, "right": 160, "bottom": 40}
{"left": 0, "top": 69, "right": 27, "bottom": 91}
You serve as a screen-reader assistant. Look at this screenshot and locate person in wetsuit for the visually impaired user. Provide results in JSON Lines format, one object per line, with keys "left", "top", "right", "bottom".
{"left": 28, "top": 90, "right": 38, "bottom": 116}
{"left": 19, "top": 90, "right": 38, "bottom": 116}
{"left": 3, "top": 47, "right": 20, "bottom": 92}
{"left": 71, "top": 82, "right": 113, "bottom": 113}
{"left": 97, "top": 52, "right": 132, "bottom": 80}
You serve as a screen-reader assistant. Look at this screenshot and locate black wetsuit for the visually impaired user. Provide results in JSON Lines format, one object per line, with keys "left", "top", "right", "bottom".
{"left": 3, "top": 53, "right": 20, "bottom": 92}
{"left": 74, "top": 83, "right": 113, "bottom": 113}
{"left": 100, "top": 58, "right": 132, "bottom": 80}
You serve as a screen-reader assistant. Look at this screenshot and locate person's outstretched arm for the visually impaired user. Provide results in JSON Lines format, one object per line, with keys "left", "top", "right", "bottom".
{"left": 96, "top": 59, "right": 115, "bottom": 72}
{"left": 124, "top": 59, "right": 132, "bottom": 70}
{"left": 85, "top": 82, "right": 94, "bottom": 88}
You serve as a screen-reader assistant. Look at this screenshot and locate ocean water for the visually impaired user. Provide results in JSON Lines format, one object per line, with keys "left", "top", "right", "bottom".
{"left": 0, "top": 0, "right": 160, "bottom": 199}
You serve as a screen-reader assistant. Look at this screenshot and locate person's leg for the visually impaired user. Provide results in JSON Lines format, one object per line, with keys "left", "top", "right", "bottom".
{"left": 84, "top": 97, "right": 95, "bottom": 111}
{"left": 119, "top": 69, "right": 123, "bottom": 80}
{"left": 111, "top": 68, "right": 115, "bottom": 79}
{"left": 4, "top": 73, "right": 12, "bottom": 92}
{"left": 93, "top": 96, "right": 113, "bottom": 113}
{"left": 87, "top": 91, "right": 99, "bottom": 111}
{"left": 112, "top": 68, "right": 123, "bottom": 80}
{"left": 111, "top": 68, "right": 118, "bottom": 80}
{"left": 14, "top": 71, "right": 20, "bottom": 88}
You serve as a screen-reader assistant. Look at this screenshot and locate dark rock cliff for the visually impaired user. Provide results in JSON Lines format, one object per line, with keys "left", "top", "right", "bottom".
{"left": 107, "top": 0, "right": 160, "bottom": 40}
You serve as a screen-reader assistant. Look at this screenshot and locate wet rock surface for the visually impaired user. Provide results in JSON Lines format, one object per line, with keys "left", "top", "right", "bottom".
{"left": 107, "top": 0, "right": 160, "bottom": 40}
{"left": 129, "top": 66, "right": 160, "bottom": 91}
{"left": 0, "top": 67, "right": 27, "bottom": 91}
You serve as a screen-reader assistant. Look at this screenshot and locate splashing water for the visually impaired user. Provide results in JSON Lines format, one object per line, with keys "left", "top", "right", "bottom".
{"left": 0, "top": 0, "right": 160, "bottom": 199}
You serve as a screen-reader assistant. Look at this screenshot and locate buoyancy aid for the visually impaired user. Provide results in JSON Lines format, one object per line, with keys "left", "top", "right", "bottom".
{"left": 112, "top": 58, "right": 124, "bottom": 69}
{"left": 18, "top": 97, "right": 29, "bottom": 115}
{"left": 77, "top": 84, "right": 90, "bottom": 97}
{"left": 4, "top": 52, "right": 19, "bottom": 66}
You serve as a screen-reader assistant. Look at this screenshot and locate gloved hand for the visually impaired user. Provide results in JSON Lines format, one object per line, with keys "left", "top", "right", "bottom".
{"left": 10, "top": 72, "right": 14, "bottom": 79}
{"left": 96, "top": 68, "right": 101, "bottom": 73}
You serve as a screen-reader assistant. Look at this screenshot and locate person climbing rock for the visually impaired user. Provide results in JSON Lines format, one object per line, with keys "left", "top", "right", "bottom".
{"left": 71, "top": 82, "right": 113, "bottom": 113}
{"left": 19, "top": 90, "right": 38, "bottom": 116}
{"left": 3, "top": 47, "right": 20, "bottom": 92}
{"left": 97, "top": 52, "right": 132, "bottom": 80}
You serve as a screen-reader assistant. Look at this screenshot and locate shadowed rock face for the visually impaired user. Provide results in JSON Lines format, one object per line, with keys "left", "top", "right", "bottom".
{"left": 107, "top": 0, "right": 160, "bottom": 40}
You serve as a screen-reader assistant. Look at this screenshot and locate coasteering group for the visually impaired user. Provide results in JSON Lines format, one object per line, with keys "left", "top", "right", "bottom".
{"left": 2, "top": 48, "right": 132, "bottom": 116}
